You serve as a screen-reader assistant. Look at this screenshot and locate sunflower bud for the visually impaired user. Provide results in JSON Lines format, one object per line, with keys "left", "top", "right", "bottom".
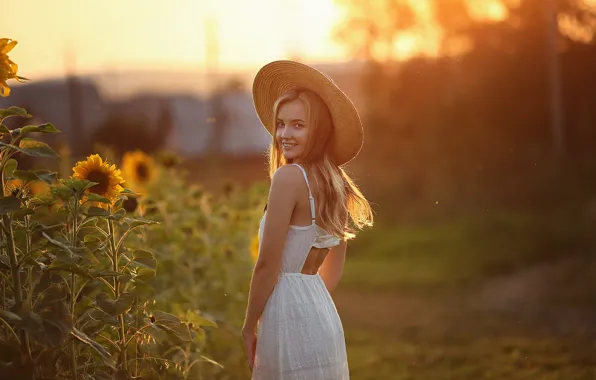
{"left": 157, "top": 151, "right": 180, "bottom": 168}
{"left": 122, "top": 196, "right": 138, "bottom": 212}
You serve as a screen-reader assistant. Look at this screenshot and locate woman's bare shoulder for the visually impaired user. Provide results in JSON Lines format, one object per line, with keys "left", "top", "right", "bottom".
{"left": 271, "top": 164, "right": 304, "bottom": 188}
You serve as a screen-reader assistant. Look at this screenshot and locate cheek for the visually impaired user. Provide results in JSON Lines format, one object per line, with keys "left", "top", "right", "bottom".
{"left": 297, "top": 128, "right": 310, "bottom": 144}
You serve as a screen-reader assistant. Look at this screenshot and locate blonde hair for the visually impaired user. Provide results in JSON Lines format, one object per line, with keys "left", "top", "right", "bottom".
{"left": 268, "top": 88, "right": 373, "bottom": 240}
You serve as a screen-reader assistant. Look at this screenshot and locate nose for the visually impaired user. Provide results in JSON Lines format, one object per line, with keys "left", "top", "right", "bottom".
{"left": 278, "top": 124, "right": 293, "bottom": 139}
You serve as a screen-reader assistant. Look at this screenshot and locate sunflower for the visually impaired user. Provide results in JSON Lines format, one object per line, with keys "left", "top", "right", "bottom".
{"left": 4, "top": 179, "right": 50, "bottom": 197}
{"left": 0, "top": 38, "right": 26, "bottom": 97}
{"left": 250, "top": 234, "right": 260, "bottom": 262}
{"left": 5, "top": 179, "right": 24, "bottom": 196}
{"left": 30, "top": 180, "right": 51, "bottom": 196}
{"left": 121, "top": 150, "right": 156, "bottom": 191}
{"left": 72, "top": 154, "right": 124, "bottom": 208}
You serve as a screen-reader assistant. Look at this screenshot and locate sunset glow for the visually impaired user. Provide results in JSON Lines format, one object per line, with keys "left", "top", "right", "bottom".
{"left": 4, "top": 0, "right": 346, "bottom": 79}
{"left": 3, "top": 0, "right": 592, "bottom": 81}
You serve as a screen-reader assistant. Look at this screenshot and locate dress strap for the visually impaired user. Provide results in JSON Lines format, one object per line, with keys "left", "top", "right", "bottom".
{"left": 291, "top": 164, "right": 316, "bottom": 224}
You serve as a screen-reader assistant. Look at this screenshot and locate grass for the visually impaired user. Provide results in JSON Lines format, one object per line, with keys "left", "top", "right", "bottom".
{"left": 345, "top": 329, "right": 596, "bottom": 380}
{"left": 341, "top": 208, "right": 595, "bottom": 292}
{"left": 333, "top": 208, "right": 596, "bottom": 379}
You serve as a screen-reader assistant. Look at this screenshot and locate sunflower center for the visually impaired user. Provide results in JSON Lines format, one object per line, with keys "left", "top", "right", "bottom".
{"left": 86, "top": 170, "right": 110, "bottom": 195}
{"left": 136, "top": 163, "right": 149, "bottom": 181}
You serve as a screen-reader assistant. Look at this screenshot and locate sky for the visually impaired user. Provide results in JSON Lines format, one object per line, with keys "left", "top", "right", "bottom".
{"left": 4, "top": 0, "right": 349, "bottom": 80}
{"left": 5, "top": 0, "right": 594, "bottom": 81}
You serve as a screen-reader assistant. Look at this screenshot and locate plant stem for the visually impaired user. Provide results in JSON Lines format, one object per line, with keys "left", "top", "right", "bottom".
{"left": 135, "top": 298, "right": 139, "bottom": 377}
{"left": 1, "top": 181, "right": 31, "bottom": 360}
{"left": 70, "top": 199, "right": 79, "bottom": 380}
{"left": 108, "top": 213, "right": 127, "bottom": 371}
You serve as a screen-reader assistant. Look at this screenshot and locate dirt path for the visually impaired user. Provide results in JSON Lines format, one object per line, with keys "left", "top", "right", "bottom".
{"left": 334, "top": 255, "right": 596, "bottom": 339}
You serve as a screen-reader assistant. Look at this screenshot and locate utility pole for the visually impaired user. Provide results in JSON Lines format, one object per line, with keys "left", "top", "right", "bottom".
{"left": 547, "top": 0, "right": 565, "bottom": 158}
{"left": 205, "top": 15, "right": 225, "bottom": 156}
{"left": 65, "top": 47, "right": 83, "bottom": 158}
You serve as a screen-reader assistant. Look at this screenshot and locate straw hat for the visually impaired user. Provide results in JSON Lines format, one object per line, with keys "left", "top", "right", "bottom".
{"left": 252, "top": 60, "right": 363, "bottom": 166}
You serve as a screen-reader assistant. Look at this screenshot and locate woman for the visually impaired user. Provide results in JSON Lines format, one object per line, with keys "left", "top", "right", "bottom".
{"left": 242, "top": 60, "right": 373, "bottom": 380}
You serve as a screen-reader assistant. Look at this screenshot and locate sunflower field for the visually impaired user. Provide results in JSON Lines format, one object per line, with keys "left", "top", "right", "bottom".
{"left": 0, "top": 38, "right": 265, "bottom": 380}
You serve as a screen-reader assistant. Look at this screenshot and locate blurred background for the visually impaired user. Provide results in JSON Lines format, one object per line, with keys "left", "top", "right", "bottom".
{"left": 4, "top": 0, "right": 596, "bottom": 378}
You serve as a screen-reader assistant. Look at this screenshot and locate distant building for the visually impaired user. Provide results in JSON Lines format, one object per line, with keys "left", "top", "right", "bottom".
{"left": 0, "top": 77, "right": 107, "bottom": 150}
{"left": 0, "top": 62, "right": 364, "bottom": 158}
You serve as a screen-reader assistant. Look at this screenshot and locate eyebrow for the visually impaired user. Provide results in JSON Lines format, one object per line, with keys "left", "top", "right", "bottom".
{"left": 276, "top": 118, "right": 306, "bottom": 123}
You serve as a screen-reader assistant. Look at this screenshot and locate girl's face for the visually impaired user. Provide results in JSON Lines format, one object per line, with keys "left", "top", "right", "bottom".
{"left": 275, "top": 99, "right": 310, "bottom": 162}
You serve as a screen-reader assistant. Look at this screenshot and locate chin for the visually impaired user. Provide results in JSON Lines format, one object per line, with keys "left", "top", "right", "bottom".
{"left": 283, "top": 152, "right": 304, "bottom": 161}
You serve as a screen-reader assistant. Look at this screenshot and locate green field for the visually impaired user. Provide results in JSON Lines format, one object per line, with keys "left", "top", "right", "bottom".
{"left": 333, "top": 210, "right": 596, "bottom": 379}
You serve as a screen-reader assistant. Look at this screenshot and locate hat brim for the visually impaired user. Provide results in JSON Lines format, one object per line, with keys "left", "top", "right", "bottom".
{"left": 252, "top": 60, "right": 363, "bottom": 166}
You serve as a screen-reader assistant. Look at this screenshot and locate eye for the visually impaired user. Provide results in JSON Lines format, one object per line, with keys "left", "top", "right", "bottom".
{"left": 294, "top": 122, "right": 305, "bottom": 128}
{"left": 276, "top": 120, "right": 284, "bottom": 128}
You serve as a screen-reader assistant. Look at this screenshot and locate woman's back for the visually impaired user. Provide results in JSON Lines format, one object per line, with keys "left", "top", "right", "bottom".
{"left": 258, "top": 164, "right": 340, "bottom": 274}
{"left": 253, "top": 163, "right": 349, "bottom": 379}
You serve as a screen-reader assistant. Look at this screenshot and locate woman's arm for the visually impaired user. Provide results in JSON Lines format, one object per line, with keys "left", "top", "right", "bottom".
{"left": 242, "top": 165, "right": 301, "bottom": 332}
{"left": 318, "top": 241, "right": 347, "bottom": 294}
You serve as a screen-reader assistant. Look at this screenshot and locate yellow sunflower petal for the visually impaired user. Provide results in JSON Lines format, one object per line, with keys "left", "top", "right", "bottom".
{"left": 1, "top": 81, "right": 11, "bottom": 97}
{"left": 1, "top": 40, "right": 17, "bottom": 55}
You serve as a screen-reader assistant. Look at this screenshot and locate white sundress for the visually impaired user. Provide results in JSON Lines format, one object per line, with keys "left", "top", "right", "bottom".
{"left": 252, "top": 163, "right": 349, "bottom": 380}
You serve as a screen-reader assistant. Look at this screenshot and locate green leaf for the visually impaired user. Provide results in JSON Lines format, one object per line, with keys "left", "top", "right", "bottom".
{"left": 125, "top": 217, "right": 158, "bottom": 228}
{"left": 34, "top": 170, "right": 57, "bottom": 184}
{"left": 131, "top": 277, "right": 154, "bottom": 297}
{"left": 0, "top": 195, "right": 22, "bottom": 214}
{"left": 36, "top": 284, "right": 68, "bottom": 307}
{"left": 80, "top": 216, "right": 99, "bottom": 227}
{"left": 132, "top": 250, "right": 156, "bottom": 270}
{"left": 12, "top": 169, "right": 57, "bottom": 184}
{"left": 84, "top": 193, "right": 111, "bottom": 204}
{"left": 71, "top": 327, "right": 112, "bottom": 363}
{"left": 37, "top": 301, "right": 73, "bottom": 347}
{"left": 106, "top": 208, "right": 125, "bottom": 221}
{"left": 90, "top": 270, "right": 127, "bottom": 279}
{"left": 0, "top": 106, "right": 31, "bottom": 121}
{"left": 13, "top": 169, "right": 40, "bottom": 182}
{"left": 63, "top": 178, "right": 97, "bottom": 192}
{"left": 186, "top": 310, "right": 218, "bottom": 328}
{"left": 152, "top": 310, "right": 180, "bottom": 323}
{"left": 88, "top": 309, "right": 119, "bottom": 325}
{"left": 119, "top": 273, "right": 133, "bottom": 285}
{"left": 20, "top": 123, "right": 60, "bottom": 135}
{"left": 0, "top": 138, "right": 59, "bottom": 157}
{"left": 0, "top": 255, "right": 10, "bottom": 271}
{"left": 0, "top": 124, "right": 10, "bottom": 134}
{"left": 12, "top": 207, "right": 35, "bottom": 218}
{"left": 135, "top": 268, "right": 155, "bottom": 281}
{"left": 42, "top": 232, "right": 77, "bottom": 258}
{"left": 85, "top": 207, "right": 110, "bottom": 217}
{"left": 96, "top": 292, "right": 136, "bottom": 316}
{"left": 153, "top": 310, "right": 192, "bottom": 342}
{"left": 82, "top": 232, "right": 106, "bottom": 247}
{"left": 0, "top": 309, "right": 22, "bottom": 322}
{"left": 48, "top": 260, "right": 93, "bottom": 279}
{"left": 4, "top": 158, "right": 17, "bottom": 176}
{"left": 51, "top": 184, "right": 74, "bottom": 200}
{"left": 121, "top": 188, "right": 139, "bottom": 196}
{"left": 17, "top": 311, "right": 44, "bottom": 336}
